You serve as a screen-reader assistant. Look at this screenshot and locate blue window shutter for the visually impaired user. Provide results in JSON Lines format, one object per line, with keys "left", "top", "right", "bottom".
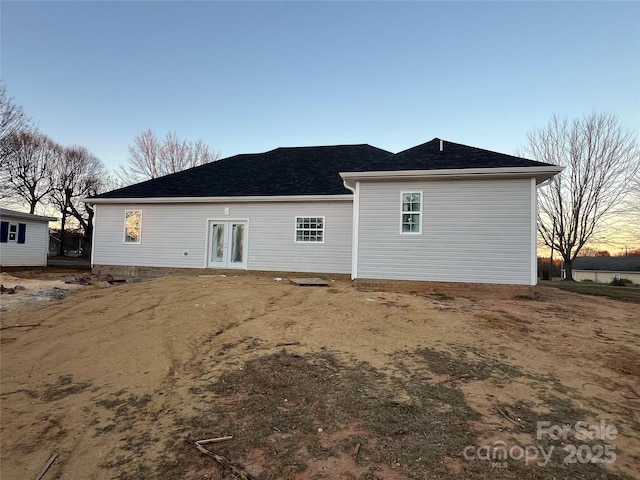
{"left": 0, "top": 222, "right": 8, "bottom": 243}
{"left": 17, "top": 223, "right": 26, "bottom": 243}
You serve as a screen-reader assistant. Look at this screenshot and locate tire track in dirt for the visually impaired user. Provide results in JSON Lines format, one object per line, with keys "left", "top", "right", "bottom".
{"left": 80, "top": 281, "right": 303, "bottom": 478}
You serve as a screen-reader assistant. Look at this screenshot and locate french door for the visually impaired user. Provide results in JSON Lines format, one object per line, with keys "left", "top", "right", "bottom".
{"left": 207, "top": 220, "right": 247, "bottom": 268}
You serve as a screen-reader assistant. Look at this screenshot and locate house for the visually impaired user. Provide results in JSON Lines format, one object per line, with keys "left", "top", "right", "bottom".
{"left": 87, "top": 138, "right": 562, "bottom": 291}
{"left": 570, "top": 256, "right": 640, "bottom": 284}
{"left": 48, "top": 228, "right": 88, "bottom": 257}
{"left": 0, "top": 209, "right": 57, "bottom": 267}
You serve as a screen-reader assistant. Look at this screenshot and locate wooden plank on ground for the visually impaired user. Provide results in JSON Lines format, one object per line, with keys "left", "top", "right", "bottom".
{"left": 289, "top": 278, "right": 329, "bottom": 287}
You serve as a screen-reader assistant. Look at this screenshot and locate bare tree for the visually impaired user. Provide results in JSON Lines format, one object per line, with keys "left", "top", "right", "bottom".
{"left": 116, "top": 129, "right": 161, "bottom": 184}
{"left": 160, "top": 131, "right": 189, "bottom": 175}
{"left": 0, "top": 81, "right": 33, "bottom": 160}
{"left": 523, "top": 112, "right": 640, "bottom": 281}
{"left": 50, "top": 145, "right": 108, "bottom": 256}
{"left": 0, "top": 131, "right": 59, "bottom": 212}
{"left": 189, "top": 139, "right": 218, "bottom": 165}
{"left": 117, "top": 129, "right": 219, "bottom": 185}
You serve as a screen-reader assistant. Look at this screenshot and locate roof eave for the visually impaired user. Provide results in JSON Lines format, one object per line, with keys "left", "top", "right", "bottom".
{"left": 339, "top": 166, "right": 563, "bottom": 185}
{"left": 83, "top": 194, "right": 353, "bottom": 205}
{"left": 0, "top": 209, "right": 58, "bottom": 222}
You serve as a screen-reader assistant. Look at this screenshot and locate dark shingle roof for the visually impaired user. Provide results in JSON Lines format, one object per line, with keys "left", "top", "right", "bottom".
{"left": 0, "top": 208, "right": 57, "bottom": 222}
{"left": 92, "top": 138, "right": 554, "bottom": 199}
{"left": 385, "top": 138, "right": 554, "bottom": 170}
{"left": 97, "top": 144, "right": 392, "bottom": 198}
{"left": 573, "top": 256, "right": 640, "bottom": 272}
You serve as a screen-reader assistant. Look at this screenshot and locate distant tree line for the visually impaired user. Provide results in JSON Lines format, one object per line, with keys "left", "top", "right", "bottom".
{"left": 539, "top": 248, "right": 640, "bottom": 279}
{"left": 4, "top": 81, "right": 637, "bottom": 269}
{"left": 0, "top": 81, "right": 219, "bottom": 257}
{"left": 0, "top": 83, "right": 108, "bottom": 255}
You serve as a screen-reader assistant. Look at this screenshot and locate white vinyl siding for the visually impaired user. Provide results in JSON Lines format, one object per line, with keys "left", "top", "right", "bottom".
{"left": 93, "top": 201, "right": 352, "bottom": 274}
{"left": 355, "top": 178, "right": 534, "bottom": 285}
{"left": 0, "top": 217, "right": 50, "bottom": 267}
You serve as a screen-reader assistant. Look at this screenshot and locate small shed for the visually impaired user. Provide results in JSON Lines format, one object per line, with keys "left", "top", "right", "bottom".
{"left": 0, "top": 209, "right": 57, "bottom": 267}
{"left": 571, "top": 256, "right": 640, "bottom": 284}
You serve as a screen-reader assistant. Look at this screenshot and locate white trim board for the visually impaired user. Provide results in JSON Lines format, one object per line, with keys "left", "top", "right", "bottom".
{"left": 85, "top": 194, "right": 353, "bottom": 205}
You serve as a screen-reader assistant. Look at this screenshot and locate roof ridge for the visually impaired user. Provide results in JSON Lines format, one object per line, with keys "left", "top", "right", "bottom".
{"left": 271, "top": 143, "right": 384, "bottom": 151}
{"left": 395, "top": 137, "right": 545, "bottom": 165}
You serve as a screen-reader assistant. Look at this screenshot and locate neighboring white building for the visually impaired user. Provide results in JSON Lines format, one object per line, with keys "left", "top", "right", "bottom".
{"left": 87, "top": 139, "right": 562, "bottom": 287}
{"left": 0, "top": 209, "right": 57, "bottom": 267}
{"left": 571, "top": 257, "right": 640, "bottom": 284}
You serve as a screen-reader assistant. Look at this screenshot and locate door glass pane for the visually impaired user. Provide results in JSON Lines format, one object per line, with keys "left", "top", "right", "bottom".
{"left": 230, "top": 224, "right": 244, "bottom": 263}
{"left": 211, "top": 224, "right": 224, "bottom": 263}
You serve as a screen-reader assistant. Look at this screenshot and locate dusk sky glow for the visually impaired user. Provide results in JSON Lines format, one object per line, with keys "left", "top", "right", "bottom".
{"left": 2, "top": 1, "right": 638, "bottom": 172}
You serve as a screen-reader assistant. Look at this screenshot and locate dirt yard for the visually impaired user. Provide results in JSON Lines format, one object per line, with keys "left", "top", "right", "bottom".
{"left": 1, "top": 270, "right": 638, "bottom": 480}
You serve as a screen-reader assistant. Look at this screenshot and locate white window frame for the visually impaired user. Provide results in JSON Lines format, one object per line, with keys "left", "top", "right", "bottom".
{"left": 123, "top": 210, "right": 142, "bottom": 244}
{"left": 400, "top": 191, "right": 422, "bottom": 234}
{"left": 294, "top": 216, "right": 325, "bottom": 243}
{"left": 8, "top": 223, "right": 18, "bottom": 242}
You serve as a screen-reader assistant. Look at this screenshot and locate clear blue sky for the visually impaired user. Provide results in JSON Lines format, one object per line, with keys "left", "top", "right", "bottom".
{"left": 2, "top": 1, "right": 639, "bottom": 171}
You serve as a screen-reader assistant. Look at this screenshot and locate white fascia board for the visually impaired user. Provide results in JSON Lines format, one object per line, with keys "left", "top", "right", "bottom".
{"left": 84, "top": 194, "right": 354, "bottom": 205}
{"left": 340, "top": 166, "right": 563, "bottom": 185}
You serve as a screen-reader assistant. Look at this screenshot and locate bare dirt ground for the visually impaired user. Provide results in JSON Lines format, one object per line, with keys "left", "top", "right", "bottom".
{"left": 1, "top": 270, "right": 638, "bottom": 480}
{"left": 0, "top": 271, "right": 87, "bottom": 312}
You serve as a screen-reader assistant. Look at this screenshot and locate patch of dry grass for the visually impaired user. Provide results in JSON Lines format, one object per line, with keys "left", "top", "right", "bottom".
{"left": 41, "top": 374, "right": 92, "bottom": 402}
{"left": 107, "top": 350, "right": 634, "bottom": 480}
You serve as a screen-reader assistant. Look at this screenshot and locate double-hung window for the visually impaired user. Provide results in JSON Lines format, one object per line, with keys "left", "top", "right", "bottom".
{"left": 401, "top": 192, "right": 422, "bottom": 234}
{"left": 0, "top": 222, "right": 26, "bottom": 243}
{"left": 295, "top": 216, "right": 324, "bottom": 243}
{"left": 124, "top": 210, "right": 142, "bottom": 243}
{"left": 8, "top": 223, "right": 18, "bottom": 241}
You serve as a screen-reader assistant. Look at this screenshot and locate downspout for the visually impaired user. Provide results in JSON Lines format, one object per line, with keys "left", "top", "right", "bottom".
{"left": 45, "top": 220, "right": 51, "bottom": 267}
{"left": 342, "top": 179, "right": 359, "bottom": 280}
{"left": 89, "top": 202, "right": 96, "bottom": 270}
{"left": 531, "top": 177, "right": 537, "bottom": 286}
{"left": 342, "top": 178, "right": 355, "bottom": 194}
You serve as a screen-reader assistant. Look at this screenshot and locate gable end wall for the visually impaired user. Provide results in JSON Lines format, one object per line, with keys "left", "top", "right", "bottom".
{"left": 355, "top": 178, "right": 534, "bottom": 285}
